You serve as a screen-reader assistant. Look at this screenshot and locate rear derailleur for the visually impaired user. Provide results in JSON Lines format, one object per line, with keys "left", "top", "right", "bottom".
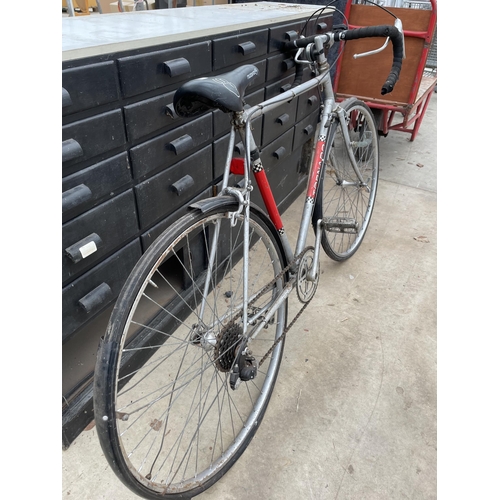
{"left": 229, "top": 340, "right": 257, "bottom": 390}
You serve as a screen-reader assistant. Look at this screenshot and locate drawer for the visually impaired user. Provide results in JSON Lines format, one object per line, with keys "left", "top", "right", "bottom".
{"left": 293, "top": 112, "right": 319, "bottom": 152}
{"left": 140, "top": 187, "right": 212, "bottom": 251}
{"left": 296, "top": 86, "right": 321, "bottom": 123}
{"left": 62, "top": 110, "right": 126, "bottom": 169}
{"left": 134, "top": 145, "right": 213, "bottom": 229}
{"left": 117, "top": 41, "right": 211, "bottom": 98}
{"left": 266, "top": 52, "right": 298, "bottom": 83}
{"left": 213, "top": 87, "right": 265, "bottom": 138}
{"left": 261, "top": 129, "right": 301, "bottom": 207}
{"left": 261, "top": 103, "right": 297, "bottom": 146}
{"left": 316, "top": 14, "right": 334, "bottom": 34}
{"left": 123, "top": 88, "right": 189, "bottom": 143}
{"left": 260, "top": 127, "right": 294, "bottom": 173}
{"left": 62, "top": 153, "right": 132, "bottom": 223}
{"left": 62, "top": 239, "right": 142, "bottom": 343}
{"left": 268, "top": 21, "right": 303, "bottom": 53}
{"left": 62, "top": 189, "right": 139, "bottom": 285}
{"left": 62, "top": 61, "right": 120, "bottom": 116}
{"left": 213, "top": 28, "right": 268, "bottom": 71}
{"left": 130, "top": 113, "right": 212, "bottom": 180}
{"left": 268, "top": 15, "right": 331, "bottom": 54}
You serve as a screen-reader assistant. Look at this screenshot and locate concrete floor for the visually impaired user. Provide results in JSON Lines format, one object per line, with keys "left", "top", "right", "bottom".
{"left": 62, "top": 93, "right": 437, "bottom": 499}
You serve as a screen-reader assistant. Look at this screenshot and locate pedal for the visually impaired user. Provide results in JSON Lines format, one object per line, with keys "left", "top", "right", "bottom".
{"left": 323, "top": 217, "right": 359, "bottom": 233}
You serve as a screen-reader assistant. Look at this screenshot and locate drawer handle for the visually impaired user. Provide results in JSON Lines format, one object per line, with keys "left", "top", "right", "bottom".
{"left": 280, "top": 83, "right": 292, "bottom": 93}
{"left": 307, "top": 95, "right": 318, "bottom": 106}
{"left": 234, "top": 142, "right": 244, "bottom": 155}
{"left": 273, "top": 146, "right": 287, "bottom": 160}
{"left": 163, "top": 57, "right": 191, "bottom": 78}
{"left": 285, "top": 30, "right": 298, "bottom": 41}
{"left": 62, "top": 184, "right": 93, "bottom": 213}
{"left": 317, "top": 22, "right": 328, "bottom": 31}
{"left": 282, "top": 58, "right": 295, "bottom": 71}
{"left": 237, "top": 41, "right": 256, "bottom": 55}
{"left": 304, "top": 124, "right": 315, "bottom": 136}
{"left": 171, "top": 175, "right": 194, "bottom": 196}
{"left": 62, "top": 139, "right": 83, "bottom": 163}
{"left": 65, "top": 233, "right": 103, "bottom": 264}
{"left": 166, "top": 134, "right": 194, "bottom": 155}
{"left": 276, "top": 113, "right": 290, "bottom": 126}
{"left": 62, "top": 87, "right": 72, "bottom": 108}
{"left": 78, "top": 282, "right": 112, "bottom": 315}
{"left": 164, "top": 103, "right": 177, "bottom": 119}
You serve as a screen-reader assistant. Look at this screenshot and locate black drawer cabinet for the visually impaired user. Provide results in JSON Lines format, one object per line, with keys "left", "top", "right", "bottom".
{"left": 62, "top": 6, "right": 333, "bottom": 449}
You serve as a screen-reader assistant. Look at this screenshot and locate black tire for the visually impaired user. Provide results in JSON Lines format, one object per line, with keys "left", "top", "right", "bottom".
{"left": 94, "top": 202, "right": 287, "bottom": 499}
{"left": 313, "top": 100, "right": 379, "bottom": 261}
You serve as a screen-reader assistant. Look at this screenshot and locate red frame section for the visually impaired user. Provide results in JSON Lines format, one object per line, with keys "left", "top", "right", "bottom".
{"left": 237, "top": 139, "right": 325, "bottom": 234}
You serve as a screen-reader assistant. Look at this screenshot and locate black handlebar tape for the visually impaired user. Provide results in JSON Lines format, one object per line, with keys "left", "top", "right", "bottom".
{"left": 333, "top": 25, "right": 404, "bottom": 95}
{"left": 291, "top": 63, "right": 304, "bottom": 89}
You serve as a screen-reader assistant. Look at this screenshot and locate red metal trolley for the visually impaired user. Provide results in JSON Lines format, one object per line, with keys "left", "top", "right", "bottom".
{"left": 333, "top": 0, "right": 437, "bottom": 141}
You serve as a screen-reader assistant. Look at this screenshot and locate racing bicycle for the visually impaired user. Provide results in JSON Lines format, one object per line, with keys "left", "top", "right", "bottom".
{"left": 94, "top": 8, "right": 404, "bottom": 499}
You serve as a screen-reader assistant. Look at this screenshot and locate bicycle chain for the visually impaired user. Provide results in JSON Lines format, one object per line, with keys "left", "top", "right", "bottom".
{"left": 254, "top": 246, "right": 318, "bottom": 366}
{"left": 258, "top": 300, "right": 309, "bottom": 367}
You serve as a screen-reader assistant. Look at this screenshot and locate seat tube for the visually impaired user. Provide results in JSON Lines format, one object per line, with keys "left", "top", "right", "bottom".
{"left": 243, "top": 118, "right": 295, "bottom": 265}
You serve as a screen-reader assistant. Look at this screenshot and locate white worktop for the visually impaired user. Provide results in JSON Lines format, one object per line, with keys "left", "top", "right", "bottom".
{"left": 62, "top": 2, "right": 325, "bottom": 61}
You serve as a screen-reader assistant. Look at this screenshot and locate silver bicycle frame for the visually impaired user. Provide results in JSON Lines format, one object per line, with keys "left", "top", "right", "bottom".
{"left": 200, "top": 33, "right": 358, "bottom": 338}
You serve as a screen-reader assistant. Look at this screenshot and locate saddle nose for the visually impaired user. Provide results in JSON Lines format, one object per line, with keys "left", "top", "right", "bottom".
{"left": 174, "top": 64, "right": 259, "bottom": 118}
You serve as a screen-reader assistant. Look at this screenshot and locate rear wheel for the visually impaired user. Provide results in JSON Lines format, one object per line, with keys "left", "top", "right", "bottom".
{"left": 314, "top": 100, "right": 379, "bottom": 261}
{"left": 94, "top": 203, "right": 287, "bottom": 499}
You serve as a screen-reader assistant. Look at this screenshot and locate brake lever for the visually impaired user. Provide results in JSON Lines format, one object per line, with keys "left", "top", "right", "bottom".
{"left": 353, "top": 18, "right": 406, "bottom": 60}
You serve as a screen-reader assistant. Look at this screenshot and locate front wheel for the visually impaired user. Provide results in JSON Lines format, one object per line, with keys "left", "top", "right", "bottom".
{"left": 313, "top": 100, "right": 379, "bottom": 261}
{"left": 94, "top": 203, "right": 287, "bottom": 499}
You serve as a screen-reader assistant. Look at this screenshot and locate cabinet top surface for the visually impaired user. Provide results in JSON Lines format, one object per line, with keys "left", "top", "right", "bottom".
{"left": 62, "top": 2, "right": 324, "bottom": 62}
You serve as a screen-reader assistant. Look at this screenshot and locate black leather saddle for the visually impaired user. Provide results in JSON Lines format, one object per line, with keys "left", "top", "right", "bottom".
{"left": 173, "top": 64, "right": 259, "bottom": 118}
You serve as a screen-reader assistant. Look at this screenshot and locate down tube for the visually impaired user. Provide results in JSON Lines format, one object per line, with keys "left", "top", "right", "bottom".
{"left": 295, "top": 97, "right": 336, "bottom": 256}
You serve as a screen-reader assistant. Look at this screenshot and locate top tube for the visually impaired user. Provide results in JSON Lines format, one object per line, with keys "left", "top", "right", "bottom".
{"left": 244, "top": 67, "right": 332, "bottom": 124}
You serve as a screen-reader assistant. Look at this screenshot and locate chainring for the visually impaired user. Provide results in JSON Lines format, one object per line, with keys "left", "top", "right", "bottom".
{"left": 296, "top": 247, "right": 319, "bottom": 303}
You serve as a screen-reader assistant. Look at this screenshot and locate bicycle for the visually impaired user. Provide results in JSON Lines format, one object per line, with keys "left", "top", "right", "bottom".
{"left": 93, "top": 7, "right": 404, "bottom": 499}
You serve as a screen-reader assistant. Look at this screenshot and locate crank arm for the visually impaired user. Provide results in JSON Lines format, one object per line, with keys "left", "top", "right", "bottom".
{"left": 307, "top": 219, "right": 322, "bottom": 282}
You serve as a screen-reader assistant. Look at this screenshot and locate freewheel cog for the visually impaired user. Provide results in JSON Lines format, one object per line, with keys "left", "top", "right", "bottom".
{"left": 214, "top": 323, "right": 243, "bottom": 372}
